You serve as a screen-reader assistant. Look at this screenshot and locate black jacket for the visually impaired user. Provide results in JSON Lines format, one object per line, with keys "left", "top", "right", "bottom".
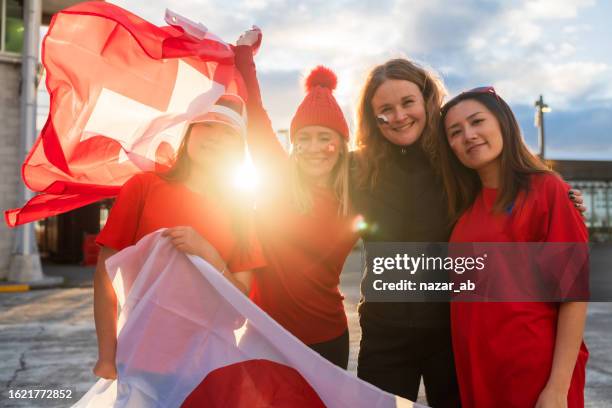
{"left": 350, "top": 142, "right": 452, "bottom": 328}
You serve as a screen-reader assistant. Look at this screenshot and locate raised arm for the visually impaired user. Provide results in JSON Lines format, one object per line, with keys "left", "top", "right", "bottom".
{"left": 234, "top": 29, "right": 289, "bottom": 178}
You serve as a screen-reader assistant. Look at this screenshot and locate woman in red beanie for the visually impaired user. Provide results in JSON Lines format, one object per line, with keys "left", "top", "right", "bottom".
{"left": 92, "top": 96, "right": 266, "bottom": 380}
{"left": 234, "top": 29, "right": 358, "bottom": 368}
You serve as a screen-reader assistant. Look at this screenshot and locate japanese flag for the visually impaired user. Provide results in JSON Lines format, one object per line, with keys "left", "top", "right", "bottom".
{"left": 73, "top": 230, "right": 423, "bottom": 408}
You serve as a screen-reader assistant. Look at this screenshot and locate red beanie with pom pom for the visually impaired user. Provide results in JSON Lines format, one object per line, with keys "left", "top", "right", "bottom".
{"left": 290, "top": 66, "right": 349, "bottom": 141}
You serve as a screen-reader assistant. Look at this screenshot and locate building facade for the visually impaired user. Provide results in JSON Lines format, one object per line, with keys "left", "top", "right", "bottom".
{"left": 0, "top": 0, "right": 24, "bottom": 275}
{"left": 549, "top": 160, "right": 612, "bottom": 242}
{"left": 0, "top": 0, "right": 84, "bottom": 276}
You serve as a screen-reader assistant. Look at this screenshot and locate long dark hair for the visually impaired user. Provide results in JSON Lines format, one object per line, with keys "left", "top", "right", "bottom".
{"left": 159, "top": 121, "right": 251, "bottom": 258}
{"left": 438, "top": 91, "right": 551, "bottom": 222}
{"left": 354, "top": 58, "right": 446, "bottom": 189}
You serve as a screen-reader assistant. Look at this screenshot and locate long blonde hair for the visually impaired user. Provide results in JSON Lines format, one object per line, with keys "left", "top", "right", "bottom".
{"left": 289, "top": 139, "right": 351, "bottom": 216}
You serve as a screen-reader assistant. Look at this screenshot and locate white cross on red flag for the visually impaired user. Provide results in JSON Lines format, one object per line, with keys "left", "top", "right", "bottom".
{"left": 5, "top": 1, "right": 252, "bottom": 227}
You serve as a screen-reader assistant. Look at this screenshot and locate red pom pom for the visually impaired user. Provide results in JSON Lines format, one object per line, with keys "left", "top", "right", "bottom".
{"left": 305, "top": 66, "right": 337, "bottom": 93}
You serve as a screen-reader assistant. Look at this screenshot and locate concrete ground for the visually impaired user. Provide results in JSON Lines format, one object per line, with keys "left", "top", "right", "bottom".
{"left": 0, "top": 250, "right": 610, "bottom": 407}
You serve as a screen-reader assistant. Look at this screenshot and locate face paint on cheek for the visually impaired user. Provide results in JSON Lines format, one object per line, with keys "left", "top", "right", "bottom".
{"left": 376, "top": 114, "right": 390, "bottom": 126}
{"left": 326, "top": 143, "right": 337, "bottom": 154}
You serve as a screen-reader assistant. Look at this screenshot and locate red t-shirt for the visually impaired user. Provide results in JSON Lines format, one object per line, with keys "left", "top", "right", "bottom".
{"left": 252, "top": 184, "right": 357, "bottom": 345}
{"left": 96, "top": 172, "right": 266, "bottom": 273}
{"left": 450, "top": 173, "right": 589, "bottom": 408}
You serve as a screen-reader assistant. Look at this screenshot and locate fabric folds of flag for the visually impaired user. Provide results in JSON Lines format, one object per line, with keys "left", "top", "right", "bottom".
{"left": 5, "top": 2, "right": 247, "bottom": 227}
{"left": 72, "top": 230, "right": 423, "bottom": 408}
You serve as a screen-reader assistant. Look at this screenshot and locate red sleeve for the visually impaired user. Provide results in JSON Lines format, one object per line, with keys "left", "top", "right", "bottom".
{"left": 226, "top": 212, "right": 267, "bottom": 273}
{"left": 540, "top": 174, "right": 589, "bottom": 299}
{"left": 234, "top": 45, "right": 289, "bottom": 181}
{"left": 96, "top": 174, "right": 147, "bottom": 251}
{"left": 542, "top": 174, "right": 588, "bottom": 243}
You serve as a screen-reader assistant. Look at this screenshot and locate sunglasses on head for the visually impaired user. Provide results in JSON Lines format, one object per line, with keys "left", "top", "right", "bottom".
{"left": 465, "top": 86, "right": 496, "bottom": 95}
{"left": 443, "top": 86, "right": 501, "bottom": 115}
{"left": 457, "top": 86, "right": 501, "bottom": 102}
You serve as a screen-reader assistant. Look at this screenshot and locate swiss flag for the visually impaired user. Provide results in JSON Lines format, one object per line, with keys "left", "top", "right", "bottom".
{"left": 72, "top": 230, "right": 422, "bottom": 408}
{"left": 5, "top": 2, "right": 250, "bottom": 227}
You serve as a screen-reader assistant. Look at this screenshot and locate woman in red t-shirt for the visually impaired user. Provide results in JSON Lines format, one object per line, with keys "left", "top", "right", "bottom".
{"left": 233, "top": 29, "right": 358, "bottom": 368}
{"left": 93, "top": 96, "right": 266, "bottom": 380}
{"left": 438, "top": 87, "right": 588, "bottom": 407}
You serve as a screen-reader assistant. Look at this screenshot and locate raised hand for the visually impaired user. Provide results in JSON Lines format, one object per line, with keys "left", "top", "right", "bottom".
{"left": 237, "top": 26, "right": 261, "bottom": 47}
{"left": 568, "top": 189, "right": 586, "bottom": 213}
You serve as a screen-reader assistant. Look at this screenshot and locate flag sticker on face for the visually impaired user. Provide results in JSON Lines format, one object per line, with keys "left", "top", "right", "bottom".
{"left": 294, "top": 141, "right": 337, "bottom": 155}
{"left": 5, "top": 2, "right": 250, "bottom": 227}
{"left": 376, "top": 114, "right": 390, "bottom": 126}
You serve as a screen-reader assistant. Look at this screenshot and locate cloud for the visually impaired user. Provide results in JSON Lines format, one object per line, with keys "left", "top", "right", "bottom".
{"left": 256, "top": 69, "right": 302, "bottom": 130}
{"left": 514, "top": 104, "right": 612, "bottom": 160}
{"left": 428, "top": 1, "right": 609, "bottom": 113}
{"left": 520, "top": 0, "right": 596, "bottom": 20}
{"left": 472, "top": 60, "right": 609, "bottom": 108}
{"left": 105, "top": 0, "right": 611, "bottom": 158}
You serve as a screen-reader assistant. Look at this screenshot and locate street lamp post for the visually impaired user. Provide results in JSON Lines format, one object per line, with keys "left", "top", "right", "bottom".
{"left": 534, "top": 95, "right": 551, "bottom": 159}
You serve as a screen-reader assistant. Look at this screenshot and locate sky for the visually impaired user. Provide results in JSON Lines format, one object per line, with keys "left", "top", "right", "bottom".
{"left": 72, "top": 0, "right": 612, "bottom": 159}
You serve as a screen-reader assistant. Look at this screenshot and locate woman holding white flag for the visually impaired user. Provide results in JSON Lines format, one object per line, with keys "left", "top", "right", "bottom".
{"left": 93, "top": 95, "right": 267, "bottom": 380}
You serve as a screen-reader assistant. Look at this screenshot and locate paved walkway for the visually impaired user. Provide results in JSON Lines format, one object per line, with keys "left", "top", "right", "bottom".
{"left": 0, "top": 250, "right": 610, "bottom": 407}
